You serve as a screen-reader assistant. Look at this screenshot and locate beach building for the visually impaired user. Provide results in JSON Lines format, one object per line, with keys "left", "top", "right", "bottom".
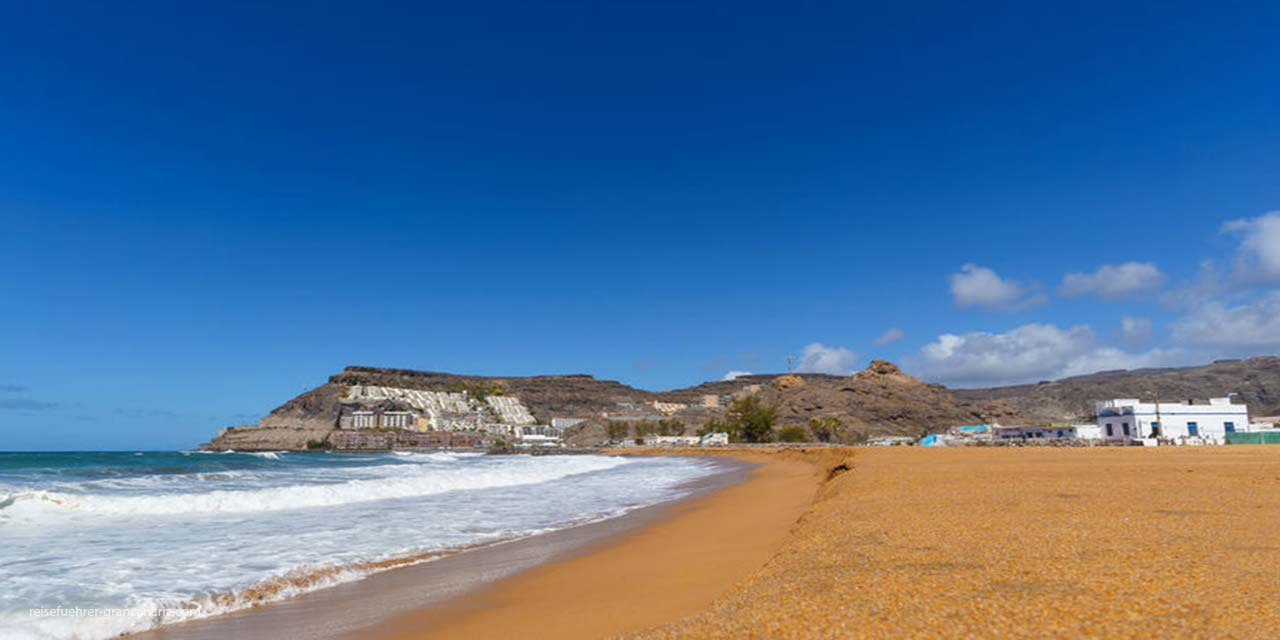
{"left": 381, "top": 411, "right": 416, "bottom": 429}
{"left": 919, "top": 434, "right": 950, "bottom": 446}
{"left": 343, "top": 410, "right": 420, "bottom": 430}
{"left": 946, "top": 424, "right": 994, "bottom": 443}
{"left": 486, "top": 396, "right": 536, "bottom": 425}
{"left": 1095, "top": 397, "right": 1249, "bottom": 444}
{"left": 515, "top": 424, "right": 563, "bottom": 442}
{"left": 514, "top": 434, "right": 562, "bottom": 447}
{"left": 993, "top": 424, "right": 1095, "bottom": 441}
{"left": 949, "top": 424, "right": 991, "bottom": 437}
{"left": 867, "top": 436, "right": 916, "bottom": 446}
{"left": 1071, "top": 423, "right": 1102, "bottom": 440}
{"left": 645, "top": 435, "right": 701, "bottom": 447}
{"left": 699, "top": 432, "right": 729, "bottom": 446}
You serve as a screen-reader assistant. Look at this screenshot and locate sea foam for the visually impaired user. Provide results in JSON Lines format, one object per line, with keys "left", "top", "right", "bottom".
{"left": 0, "top": 451, "right": 720, "bottom": 640}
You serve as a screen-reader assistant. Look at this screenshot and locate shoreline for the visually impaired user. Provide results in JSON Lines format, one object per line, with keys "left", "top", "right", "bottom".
{"left": 354, "top": 447, "right": 832, "bottom": 640}
{"left": 135, "top": 452, "right": 769, "bottom": 640}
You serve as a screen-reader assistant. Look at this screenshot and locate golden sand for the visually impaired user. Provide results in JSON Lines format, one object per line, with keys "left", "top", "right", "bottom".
{"left": 365, "top": 446, "right": 1280, "bottom": 639}
{"left": 359, "top": 449, "right": 827, "bottom": 640}
{"left": 637, "top": 446, "right": 1280, "bottom": 639}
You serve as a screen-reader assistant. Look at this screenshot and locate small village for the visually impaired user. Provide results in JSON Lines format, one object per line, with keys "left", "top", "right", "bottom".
{"left": 329, "top": 380, "right": 1280, "bottom": 451}
{"left": 909, "top": 396, "right": 1279, "bottom": 447}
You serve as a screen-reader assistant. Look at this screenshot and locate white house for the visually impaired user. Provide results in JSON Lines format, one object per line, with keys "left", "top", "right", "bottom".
{"left": 699, "top": 432, "right": 729, "bottom": 447}
{"left": 645, "top": 435, "right": 701, "bottom": 447}
{"left": 1095, "top": 397, "right": 1249, "bottom": 444}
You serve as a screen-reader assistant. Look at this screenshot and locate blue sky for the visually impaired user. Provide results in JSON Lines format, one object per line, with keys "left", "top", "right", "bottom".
{"left": 2, "top": 1, "right": 1279, "bottom": 450}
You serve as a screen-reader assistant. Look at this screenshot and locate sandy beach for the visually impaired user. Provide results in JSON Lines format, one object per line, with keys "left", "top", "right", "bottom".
{"left": 355, "top": 448, "right": 828, "bottom": 640}
{"left": 637, "top": 446, "right": 1280, "bottom": 639}
{"left": 137, "top": 446, "right": 1280, "bottom": 639}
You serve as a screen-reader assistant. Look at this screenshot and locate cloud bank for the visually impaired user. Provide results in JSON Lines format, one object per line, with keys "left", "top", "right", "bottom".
{"left": 949, "top": 264, "right": 1046, "bottom": 311}
{"left": 1059, "top": 262, "right": 1165, "bottom": 299}
{"left": 795, "top": 343, "right": 859, "bottom": 375}
{"left": 906, "top": 323, "right": 1181, "bottom": 388}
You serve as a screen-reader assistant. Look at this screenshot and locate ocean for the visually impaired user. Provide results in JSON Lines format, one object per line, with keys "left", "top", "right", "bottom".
{"left": 0, "top": 450, "right": 724, "bottom": 640}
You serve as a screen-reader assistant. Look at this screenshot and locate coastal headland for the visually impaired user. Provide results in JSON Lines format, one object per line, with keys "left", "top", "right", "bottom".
{"left": 202, "top": 358, "right": 1280, "bottom": 452}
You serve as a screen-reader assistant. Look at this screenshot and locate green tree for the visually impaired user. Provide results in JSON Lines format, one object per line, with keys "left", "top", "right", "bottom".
{"left": 632, "top": 421, "right": 655, "bottom": 439}
{"left": 657, "top": 418, "right": 685, "bottom": 436}
{"left": 728, "top": 395, "right": 777, "bottom": 443}
{"left": 606, "top": 421, "right": 630, "bottom": 443}
{"left": 777, "top": 425, "right": 808, "bottom": 443}
{"left": 808, "top": 416, "right": 842, "bottom": 443}
{"left": 697, "top": 416, "right": 737, "bottom": 440}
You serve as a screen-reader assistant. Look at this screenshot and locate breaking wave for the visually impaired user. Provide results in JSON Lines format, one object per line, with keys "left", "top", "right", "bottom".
{"left": 0, "top": 455, "right": 631, "bottom": 516}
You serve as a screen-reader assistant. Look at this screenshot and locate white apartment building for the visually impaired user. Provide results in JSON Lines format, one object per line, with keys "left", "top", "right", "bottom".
{"left": 1095, "top": 397, "right": 1249, "bottom": 443}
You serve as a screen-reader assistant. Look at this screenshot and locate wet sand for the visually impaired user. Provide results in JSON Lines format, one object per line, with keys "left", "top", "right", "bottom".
{"left": 357, "top": 448, "right": 827, "bottom": 639}
{"left": 136, "top": 452, "right": 806, "bottom": 640}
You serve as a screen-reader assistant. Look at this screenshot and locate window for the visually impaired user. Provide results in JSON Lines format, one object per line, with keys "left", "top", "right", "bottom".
{"left": 1188, "top": 422, "right": 1199, "bottom": 437}
{"left": 1106, "top": 423, "right": 1114, "bottom": 437}
{"left": 1122, "top": 423, "right": 1131, "bottom": 436}
{"left": 1225, "top": 422, "right": 1236, "bottom": 433}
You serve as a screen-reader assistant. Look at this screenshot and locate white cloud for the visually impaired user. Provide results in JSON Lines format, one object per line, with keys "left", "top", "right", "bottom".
{"left": 906, "top": 323, "right": 1180, "bottom": 388}
{"left": 722, "top": 370, "right": 753, "bottom": 381}
{"left": 1120, "top": 316, "right": 1152, "bottom": 346}
{"left": 1170, "top": 291, "right": 1280, "bottom": 351}
{"left": 1058, "top": 262, "right": 1166, "bottom": 299}
{"left": 1223, "top": 212, "right": 1280, "bottom": 283}
{"left": 873, "top": 327, "right": 905, "bottom": 346}
{"left": 948, "top": 264, "right": 1046, "bottom": 312}
{"left": 795, "top": 343, "right": 859, "bottom": 375}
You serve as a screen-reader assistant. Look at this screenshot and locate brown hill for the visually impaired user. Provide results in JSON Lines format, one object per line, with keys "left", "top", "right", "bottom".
{"left": 203, "top": 356, "right": 1280, "bottom": 450}
{"left": 754, "top": 360, "right": 1019, "bottom": 440}
{"left": 954, "top": 356, "right": 1280, "bottom": 422}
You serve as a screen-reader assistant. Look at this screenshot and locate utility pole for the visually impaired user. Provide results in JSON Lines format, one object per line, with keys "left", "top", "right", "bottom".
{"left": 1154, "top": 390, "right": 1162, "bottom": 440}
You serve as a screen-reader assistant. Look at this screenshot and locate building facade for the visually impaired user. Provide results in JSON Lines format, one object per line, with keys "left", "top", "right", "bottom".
{"left": 1095, "top": 397, "right": 1249, "bottom": 443}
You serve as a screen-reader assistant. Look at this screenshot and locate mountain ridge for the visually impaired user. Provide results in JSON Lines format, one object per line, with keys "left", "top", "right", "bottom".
{"left": 203, "top": 356, "right": 1280, "bottom": 450}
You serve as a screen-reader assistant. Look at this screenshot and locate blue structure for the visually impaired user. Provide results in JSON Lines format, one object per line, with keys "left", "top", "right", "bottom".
{"left": 919, "top": 434, "right": 945, "bottom": 446}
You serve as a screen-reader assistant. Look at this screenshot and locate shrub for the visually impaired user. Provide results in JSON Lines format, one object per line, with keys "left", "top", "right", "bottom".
{"left": 656, "top": 418, "right": 684, "bottom": 436}
{"left": 698, "top": 416, "right": 733, "bottom": 438}
{"left": 605, "top": 421, "right": 630, "bottom": 442}
{"left": 777, "top": 425, "right": 809, "bottom": 443}
{"left": 728, "top": 395, "right": 777, "bottom": 443}
{"left": 808, "top": 416, "right": 842, "bottom": 443}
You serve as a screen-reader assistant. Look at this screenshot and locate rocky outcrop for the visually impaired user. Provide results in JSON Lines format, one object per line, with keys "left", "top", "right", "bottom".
{"left": 206, "top": 424, "right": 336, "bottom": 451}
{"left": 755, "top": 360, "right": 1019, "bottom": 440}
